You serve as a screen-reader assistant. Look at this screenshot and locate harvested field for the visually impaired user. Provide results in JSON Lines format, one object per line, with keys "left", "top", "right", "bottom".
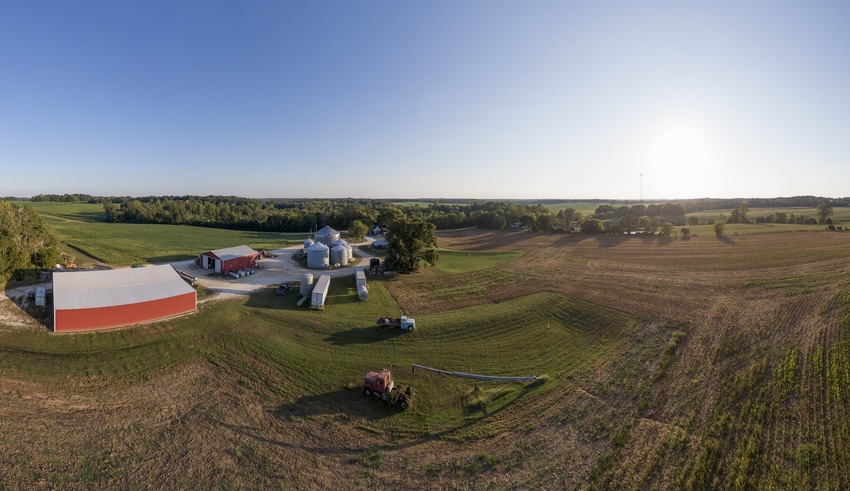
{"left": 3, "top": 228, "right": 850, "bottom": 489}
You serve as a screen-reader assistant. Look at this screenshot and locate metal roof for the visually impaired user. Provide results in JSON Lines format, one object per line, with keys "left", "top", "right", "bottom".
{"left": 313, "top": 274, "right": 331, "bottom": 296}
{"left": 204, "top": 245, "right": 258, "bottom": 261}
{"left": 53, "top": 265, "right": 196, "bottom": 310}
{"left": 316, "top": 225, "right": 338, "bottom": 235}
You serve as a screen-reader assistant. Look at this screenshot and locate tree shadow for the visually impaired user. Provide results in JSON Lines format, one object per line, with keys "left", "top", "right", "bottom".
{"left": 715, "top": 234, "right": 736, "bottom": 244}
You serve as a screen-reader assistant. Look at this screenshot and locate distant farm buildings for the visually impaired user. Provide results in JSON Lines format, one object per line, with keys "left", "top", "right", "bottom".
{"left": 52, "top": 265, "right": 197, "bottom": 332}
{"left": 198, "top": 245, "right": 259, "bottom": 274}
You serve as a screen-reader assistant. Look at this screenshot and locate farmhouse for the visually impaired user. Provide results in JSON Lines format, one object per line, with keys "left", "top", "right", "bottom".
{"left": 52, "top": 265, "right": 197, "bottom": 332}
{"left": 198, "top": 245, "right": 259, "bottom": 274}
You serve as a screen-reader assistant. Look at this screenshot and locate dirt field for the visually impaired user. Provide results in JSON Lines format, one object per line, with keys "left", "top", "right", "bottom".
{"left": 3, "top": 229, "right": 850, "bottom": 489}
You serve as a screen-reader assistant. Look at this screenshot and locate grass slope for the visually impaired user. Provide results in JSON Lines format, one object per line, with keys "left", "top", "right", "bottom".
{"left": 5, "top": 216, "right": 850, "bottom": 488}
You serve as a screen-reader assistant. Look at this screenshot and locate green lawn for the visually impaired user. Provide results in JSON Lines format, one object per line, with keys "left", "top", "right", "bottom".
{"left": 0, "top": 283, "right": 639, "bottom": 442}
{"left": 434, "top": 249, "right": 524, "bottom": 275}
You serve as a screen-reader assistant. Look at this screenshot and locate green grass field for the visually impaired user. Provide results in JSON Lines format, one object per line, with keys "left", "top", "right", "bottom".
{"left": 8, "top": 200, "right": 850, "bottom": 488}
{"left": 14, "top": 201, "right": 308, "bottom": 265}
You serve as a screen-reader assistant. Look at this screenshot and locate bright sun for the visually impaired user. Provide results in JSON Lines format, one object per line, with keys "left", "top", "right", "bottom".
{"left": 647, "top": 127, "right": 710, "bottom": 196}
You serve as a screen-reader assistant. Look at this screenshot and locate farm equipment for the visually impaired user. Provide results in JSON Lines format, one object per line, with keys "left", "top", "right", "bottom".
{"left": 61, "top": 253, "right": 76, "bottom": 269}
{"left": 174, "top": 268, "right": 197, "bottom": 286}
{"left": 376, "top": 315, "right": 415, "bottom": 331}
{"left": 261, "top": 250, "right": 277, "bottom": 258}
{"left": 363, "top": 368, "right": 414, "bottom": 409}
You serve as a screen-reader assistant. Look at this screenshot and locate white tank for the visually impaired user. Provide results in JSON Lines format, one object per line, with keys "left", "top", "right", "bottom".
{"left": 306, "top": 242, "right": 329, "bottom": 269}
{"left": 299, "top": 272, "right": 314, "bottom": 296}
{"left": 303, "top": 237, "right": 314, "bottom": 249}
{"left": 358, "top": 284, "right": 369, "bottom": 301}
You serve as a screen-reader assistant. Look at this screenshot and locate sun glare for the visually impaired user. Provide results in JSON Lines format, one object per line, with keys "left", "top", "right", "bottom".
{"left": 647, "top": 127, "right": 710, "bottom": 197}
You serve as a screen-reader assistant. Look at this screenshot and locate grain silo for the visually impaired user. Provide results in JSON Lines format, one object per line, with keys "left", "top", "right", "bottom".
{"left": 303, "top": 237, "right": 314, "bottom": 250}
{"left": 314, "top": 226, "right": 340, "bottom": 246}
{"left": 299, "top": 272, "right": 314, "bottom": 296}
{"left": 330, "top": 244, "right": 346, "bottom": 266}
{"left": 306, "top": 242, "right": 329, "bottom": 269}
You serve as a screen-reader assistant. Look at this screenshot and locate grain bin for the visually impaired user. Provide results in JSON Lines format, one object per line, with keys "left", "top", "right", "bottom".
{"left": 303, "top": 237, "right": 314, "bottom": 249}
{"left": 306, "top": 242, "right": 329, "bottom": 269}
{"left": 330, "top": 244, "right": 346, "bottom": 266}
{"left": 299, "top": 273, "right": 314, "bottom": 296}
{"left": 314, "top": 226, "right": 340, "bottom": 246}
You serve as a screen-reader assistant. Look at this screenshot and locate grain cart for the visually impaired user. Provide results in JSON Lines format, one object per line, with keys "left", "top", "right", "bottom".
{"left": 376, "top": 315, "right": 415, "bottom": 331}
{"left": 363, "top": 368, "right": 414, "bottom": 409}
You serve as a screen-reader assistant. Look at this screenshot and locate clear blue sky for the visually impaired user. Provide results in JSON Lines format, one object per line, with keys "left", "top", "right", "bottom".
{"left": 2, "top": 1, "right": 849, "bottom": 200}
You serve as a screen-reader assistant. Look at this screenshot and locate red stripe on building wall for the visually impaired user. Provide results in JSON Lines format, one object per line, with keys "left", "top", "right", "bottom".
{"left": 54, "top": 292, "right": 197, "bottom": 332}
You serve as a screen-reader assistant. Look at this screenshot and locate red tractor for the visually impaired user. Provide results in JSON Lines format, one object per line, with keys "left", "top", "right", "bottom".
{"left": 363, "top": 368, "right": 414, "bottom": 409}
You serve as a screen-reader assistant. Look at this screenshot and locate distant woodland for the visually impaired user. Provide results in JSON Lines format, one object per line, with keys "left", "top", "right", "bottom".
{"left": 26, "top": 193, "right": 847, "bottom": 234}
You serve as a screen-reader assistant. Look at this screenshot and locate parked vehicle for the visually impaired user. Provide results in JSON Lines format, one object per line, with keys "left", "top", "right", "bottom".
{"left": 363, "top": 368, "right": 414, "bottom": 409}
{"left": 376, "top": 315, "right": 415, "bottom": 331}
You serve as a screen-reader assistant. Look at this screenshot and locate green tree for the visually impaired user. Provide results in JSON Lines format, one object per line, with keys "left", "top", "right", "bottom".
{"left": 386, "top": 216, "right": 439, "bottom": 273}
{"left": 619, "top": 215, "right": 640, "bottom": 234}
{"left": 347, "top": 220, "right": 368, "bottom": 243}
{"left": 680, "top": 227, "right": 690, "bottom": 237}
{"left": 728, "top": 202, "right": 749, "bottom": 224}
{"left": 377, "top": 206, "right": 405, "bottom": 228}
{"left": 714, "top": 215, "right": 727, "bottom": 236}
{"left": 816, "top": 202, "right": 834, "bottom": 225}
{"left": 0, "top": 201, "right": 59, "bottom": 280}
{"left": 579, "top": 218, "right": 604, "bottom": 234}
{"left": 659, "top": 222, "right": 675, "bottom": 237}
{"left": 532, "top": 214, "right": 557, "bottom": 232}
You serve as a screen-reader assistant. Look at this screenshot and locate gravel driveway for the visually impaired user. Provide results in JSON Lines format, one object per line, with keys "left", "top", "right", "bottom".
{"left": 171, "top": 242, "right": 379, "bottom": 295}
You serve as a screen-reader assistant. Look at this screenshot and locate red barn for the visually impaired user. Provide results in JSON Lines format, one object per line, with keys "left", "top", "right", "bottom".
{"left": 198, "top": 245, "right": 259, "bottom": 274}
{"left": 52, "top": 265, "right": 197, "bottom": 332}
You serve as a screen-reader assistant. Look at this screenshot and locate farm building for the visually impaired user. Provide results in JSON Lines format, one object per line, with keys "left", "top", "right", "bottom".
{"left": 52, "top": 265, "right": 197, "bottom": 332}
{"left": 198, "top": 245, "right": 259, "bottom": 274}
{"left": 310, "top": 274, "right": 331, "bottom": 309}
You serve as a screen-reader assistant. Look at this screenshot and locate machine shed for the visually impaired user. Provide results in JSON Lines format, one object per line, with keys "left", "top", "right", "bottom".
{"left": 52, "top": 265, "right": 197, "bottom": 332}
{"left": 199, "top": 245, "right": 259, "bottom": 274}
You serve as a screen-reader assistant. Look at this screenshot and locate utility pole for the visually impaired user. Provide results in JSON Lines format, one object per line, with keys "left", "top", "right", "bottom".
{"left": 640, "top": 174, "right": 643, "bottom": 203}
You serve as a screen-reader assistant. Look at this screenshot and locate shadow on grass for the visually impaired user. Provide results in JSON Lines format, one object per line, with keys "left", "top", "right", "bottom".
{"left": 715, "top": 234, "right": 736, "bottom": 244}
{"left": 277, "top": 388, "right": 400, "bottom": 422}
{"left": 325, "top": 326, "right": 407, "bottom": 345}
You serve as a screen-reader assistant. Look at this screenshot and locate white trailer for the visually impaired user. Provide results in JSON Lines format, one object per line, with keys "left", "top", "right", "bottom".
{"left": 310, "top": 274, "right": 331, "bottom": 309}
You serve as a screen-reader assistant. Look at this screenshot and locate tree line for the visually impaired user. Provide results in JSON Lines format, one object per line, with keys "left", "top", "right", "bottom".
{"left": 25, "top": 195, "right": 578, "bottom": 233}
{"left": 26, "top": 194, "right": 845, "bottom": 235}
